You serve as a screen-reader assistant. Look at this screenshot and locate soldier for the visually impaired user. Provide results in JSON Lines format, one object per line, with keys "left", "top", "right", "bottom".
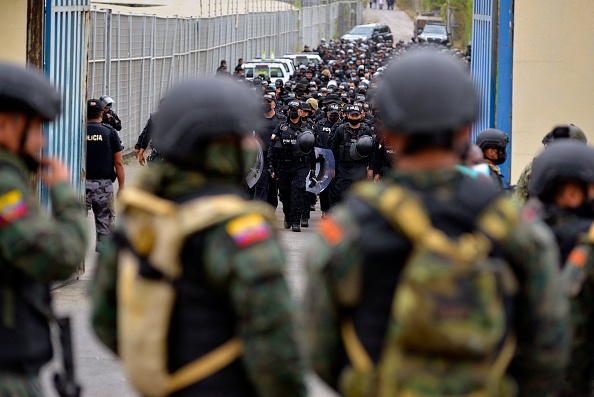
{"left": 0, "top": 63, "right": 88, "bottom": 395}
{"left": 268, "top": 100, "right": 316, "bottom": 231}
{"left": 329, "top": 104, "right": 375, "bottom": 206}
{"left": 527, "top": 140, "right": 594, "bottom": 396}
{"left": 86, "top": 99, "right": 125, "bottom": 252}
{"left": 254, "top": 93, "right": 286, "bottom": 205}
{"left": 514, "top": 124, "right": 587, "bottom": 203}
{"left": 305, "top": 50, "right": 569, "bottom": 397}
{"left": 99, "top": 95, "right": 122, "bottom": 131}
{"left": 475, "top": 128, "right": 509, "bottom": 191}
{"left": 90, "top": 78, "right": 306, "bottom": 397}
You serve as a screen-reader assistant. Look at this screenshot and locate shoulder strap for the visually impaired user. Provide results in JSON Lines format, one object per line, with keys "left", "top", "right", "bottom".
{"left": 353, "top": 182, "right": 492, "bottom": 262}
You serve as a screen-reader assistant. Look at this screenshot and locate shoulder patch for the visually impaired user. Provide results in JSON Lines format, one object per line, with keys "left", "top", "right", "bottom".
{"left": 0, "top": 190, "right": 27, "bottom": 227}
{"left": 226, "top": 213, "right": 271, "bottom": 247}
{"left": 318, "top": 216, "right": 343, "bottom": 246}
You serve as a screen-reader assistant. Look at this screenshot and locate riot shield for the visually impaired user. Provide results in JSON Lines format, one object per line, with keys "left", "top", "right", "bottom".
{"left": 245, "top": 137, "right": 264, "bottom": 188}
{"left": 306, "top": 147, "right": 335, "bottom": 194}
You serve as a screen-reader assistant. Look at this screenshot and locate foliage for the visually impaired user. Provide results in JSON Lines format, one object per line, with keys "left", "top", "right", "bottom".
{"left": 422, "top": 0, "right": 472, "bottom": 47}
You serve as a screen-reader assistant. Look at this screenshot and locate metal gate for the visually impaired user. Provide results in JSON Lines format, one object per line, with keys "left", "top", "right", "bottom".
{"left": 470, "top": 0, "right": 497, "bottom": 139}
{"left": 43, "top": 0, "right": 90, "bottom": 206}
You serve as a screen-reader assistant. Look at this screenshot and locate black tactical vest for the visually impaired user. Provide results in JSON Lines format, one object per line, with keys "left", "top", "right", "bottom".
{"left": 166, "top": 189, "right": 258, "bottom": 397}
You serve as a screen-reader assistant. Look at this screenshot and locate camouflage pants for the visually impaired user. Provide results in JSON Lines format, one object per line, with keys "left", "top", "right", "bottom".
{"left": 0, "top": 372, "right": 43, "bottom": 397}
{"left": 86, "top": 179, "right": 115, "bottom": 252}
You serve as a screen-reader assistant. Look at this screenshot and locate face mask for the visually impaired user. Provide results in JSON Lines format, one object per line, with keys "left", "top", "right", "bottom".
{"left": 328, "top": 114, "right": 339, "bottom": 123}
{"left": 348, "top": 117, "right": 361, "bottom": 126}
{"left": 493, "top": 148, "right": 507, "bottom": 165}
{"left": 262, "top": 103, "right": 272, "bottom": 113}
{"left": 288, "top": 110, "right": 299, "bottom": 120}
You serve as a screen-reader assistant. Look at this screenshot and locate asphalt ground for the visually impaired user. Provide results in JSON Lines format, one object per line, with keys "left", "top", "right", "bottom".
{"left": 39, "top": 5, "right": 413, "bottom": 395}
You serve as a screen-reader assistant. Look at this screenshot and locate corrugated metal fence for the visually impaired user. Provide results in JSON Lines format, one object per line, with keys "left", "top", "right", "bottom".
{"left": 44, "top": 0, "right": 90, "bottom": 205}
{"left": 87, "top": 1, "right": 362, "bottom": 151}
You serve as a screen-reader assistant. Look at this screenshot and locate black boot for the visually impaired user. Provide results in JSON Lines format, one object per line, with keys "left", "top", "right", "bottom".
{"left": 292, "top": 224, "right": 301, "bottom": 232}
{"left": 301, "top": 218, "right": 309, "bottom": 227}
{"left": 284, "top": 219, "right": 291, "bottom": 229}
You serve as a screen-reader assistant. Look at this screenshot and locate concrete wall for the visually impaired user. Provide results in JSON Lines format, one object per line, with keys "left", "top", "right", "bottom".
{"left": 0, "top": 0, "right": 27, "bottom": 64}
{"left": 511, "top": 0, "right": 594, "bottom": 181}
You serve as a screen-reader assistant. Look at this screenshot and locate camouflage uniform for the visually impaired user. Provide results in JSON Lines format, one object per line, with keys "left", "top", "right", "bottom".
{"left": 513, "top": 159, "right": 533, "bottom": 203}
{"left": 561, "top": 233, "right": 594, "bottom": 397}
{"left": 90, "top": 163, "right": 307, "bottom": 397}
{"left": 305, "top": 169, "right": 569, "bottom": 396}
{"left": 0, "top": 149, "right": 88, "bottom": 396}
{"left": 85, "top": 178, "right": 114, "bottom": 248}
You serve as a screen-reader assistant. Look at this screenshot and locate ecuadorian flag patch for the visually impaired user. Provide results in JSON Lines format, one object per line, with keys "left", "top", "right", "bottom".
{"left": 0, "top": 190, "right": 27, "bottom": 227}
{"left": 226, "top": 214, "right": 271, "bottom": 247}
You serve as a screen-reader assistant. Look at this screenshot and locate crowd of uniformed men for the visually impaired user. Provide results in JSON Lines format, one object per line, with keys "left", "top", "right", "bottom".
{"left": 2, "top": 33, "right": 594, "bottom": 397}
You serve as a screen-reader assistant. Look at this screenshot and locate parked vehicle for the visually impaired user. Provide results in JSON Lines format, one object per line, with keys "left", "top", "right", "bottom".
{"left": 340, "top": 23, "right": 393, "bottom": 43}
{"left": 282, "top": 53, "right": 323, "bottom": 68}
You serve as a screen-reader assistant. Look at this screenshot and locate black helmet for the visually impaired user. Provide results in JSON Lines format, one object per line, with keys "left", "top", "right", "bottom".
{"left": 476, "top": 128, "right": 509, "bottom": 150}
{"left": 292, "top": 130, "right": 315, "bottom": 157}
{"left": 350, "top": 135, "right": 374, "bottom": 160}
{"left": 529, "top": 140, "right": 594, "bottom": 202}
{"left": 376, "top": 50, "right": 477, "bottom": 134}
{"left": 0, "top": 62, "right": 61, "bottom": 121}
{"left": 153, "top": 78, "right": 259, "bottom": 169}
{"left": 542, "top": 124, "right": 587, "bottom": 146}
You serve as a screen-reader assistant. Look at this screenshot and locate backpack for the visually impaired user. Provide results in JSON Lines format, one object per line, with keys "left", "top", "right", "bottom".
{"left": 115, "top": 187, "right": 275, "bottom": 397}
{"left": 339, "top": 182, "right": 520, "bottom": 397}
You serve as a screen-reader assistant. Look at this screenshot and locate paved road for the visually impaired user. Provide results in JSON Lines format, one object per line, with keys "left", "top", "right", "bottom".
{"left": 363, "top": 4, "right": 414, "bottom": 42}
{"left": 39, "top": 6, "right": 413, "bottom": 395}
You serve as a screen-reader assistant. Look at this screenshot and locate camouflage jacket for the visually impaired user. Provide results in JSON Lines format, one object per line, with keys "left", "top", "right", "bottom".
{"left": 513, "top": 159, "right": 534, "bottom": 204}
{"left": 0, "top": 148, "right": 87, "bottom": 282}
{"left": 305, "top": 168, "right": 569, "bottom": 396}
{"left": 90, "top": 165, "right": 307, "bottom": 397}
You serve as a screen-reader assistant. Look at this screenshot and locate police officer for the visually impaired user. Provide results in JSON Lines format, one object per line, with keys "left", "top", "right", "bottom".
{"left": 86, "top": 99, "right": 125, "bottom": 252}
{"left": 0, "top": 63, "right": 87, "bottom": 396}
{"left": 305, "top": 50, "right": 568, "bottom": 397}
{"left": 90, "top": 78, "right": 306, "bottom": 397}
{"left": 476, "top": 128, "right": 509, "bottom": 191}
{"left": 313, "top": 102, "right": 341, "bottom": 217}
{"left": 134, "top": 98, "right": 165, "bottom": 166}
{"left": 527, "top": 140, "right": 594, "bottom": 396}
{"left": 329, "top": 104, "right": 374, "bottom": 206}
{"left": 514, "top": 124, "right": 587, "bottom": 203}
{"left": 99, "top": 95, "right": 122, "bottom": 131}
{"left": 254, "top": 93, "right": 286, "bottom": 205}
{"left": 268, "top": 100, "right": 316, "bottom": 231}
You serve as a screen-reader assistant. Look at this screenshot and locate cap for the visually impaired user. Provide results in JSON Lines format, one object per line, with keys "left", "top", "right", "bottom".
{"left": 288, "top": 100, "right": 300, "bottom": 109}
{"left": 306, "top": 97, "right": 318, "bottom": 111}
{"left": 87, "top": 99, "right": 103, "bottom": 113}
{"left": 263, "top": 93, "right": 275, "bottom": 102}
{"left": 299, "top": 101, "right": 311, "bottom": 111}
{"left": 348, "top": 105, "right": 362, "bottom": 114}
{"left": 327, "top": 103, "right": 340, "bottom": 113}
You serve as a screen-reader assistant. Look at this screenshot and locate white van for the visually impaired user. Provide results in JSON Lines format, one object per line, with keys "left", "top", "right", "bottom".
{"left": 242, "top": 61, "right": 293, "bottom": 84}
{"left": 282, "top": 53, "right": 323, "bottom": 68}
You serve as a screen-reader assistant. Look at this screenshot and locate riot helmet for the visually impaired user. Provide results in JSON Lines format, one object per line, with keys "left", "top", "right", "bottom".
{"left": 99, "top": 95, "right": 114, "bottom": 109}
{"left": 292, "top": 130, "right": 315, "bottom": 157}
{"left": 376, "top": 50, "right": 478, "bottom": 134}
{"left": 349, "top": 135, "right": 373, "bottom": 161}
{"left": 529, "top": 140, "right": 594, "bottom": 203}
{"left": 153, "top": 78, "right": 259, "bottom": 171}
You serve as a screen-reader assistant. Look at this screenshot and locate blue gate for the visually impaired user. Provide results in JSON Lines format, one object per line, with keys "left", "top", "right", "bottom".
{"left": 471, "top": 0, "right": 514, "bottom": 181}
{"left": 470, "top": 0, "right": 496, "bottom": 139}
{"left": 43, "top": 0, "right": 90, "bottom": 206}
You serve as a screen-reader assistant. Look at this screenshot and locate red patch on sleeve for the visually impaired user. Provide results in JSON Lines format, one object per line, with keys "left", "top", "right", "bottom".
{"left": 319, "top": 217, "right": 343, "bottom": 246}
